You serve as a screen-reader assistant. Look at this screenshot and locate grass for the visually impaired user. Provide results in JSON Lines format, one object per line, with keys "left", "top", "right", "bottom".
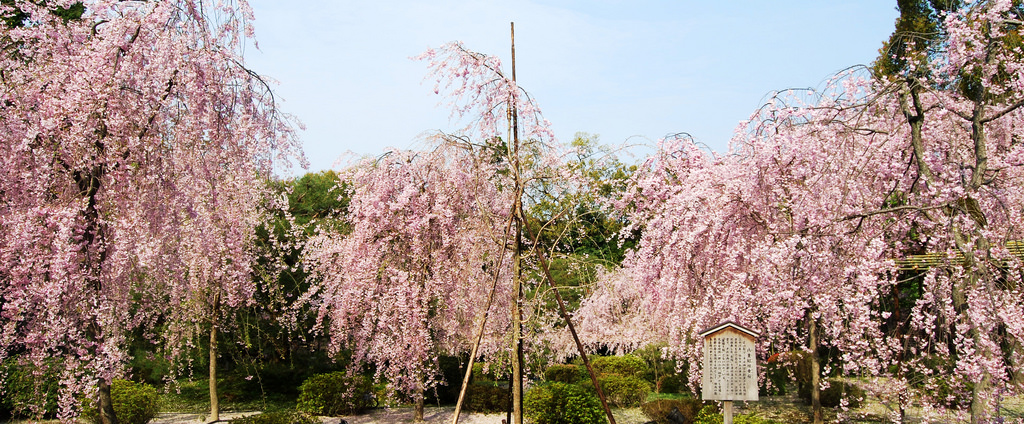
{"left": 158, "top": 379, "right": 297, "bottom": 414}
{"left": 646, "top": 391, "right": 693, "bottom": 402}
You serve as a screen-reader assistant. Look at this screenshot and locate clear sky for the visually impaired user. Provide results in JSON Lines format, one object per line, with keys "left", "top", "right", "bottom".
{"left": 244, "top": 0, "right": 900, "bottom": 172}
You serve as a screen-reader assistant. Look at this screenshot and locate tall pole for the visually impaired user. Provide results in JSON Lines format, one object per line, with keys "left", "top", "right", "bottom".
{"left": 509, "top": 21, "right": 525, "bottom": 424}
{"left": 522, "top": 220, "right": 618, "bottom": 424}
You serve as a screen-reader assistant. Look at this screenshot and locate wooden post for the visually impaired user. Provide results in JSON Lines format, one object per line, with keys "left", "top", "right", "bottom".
{"left": 522, "top": 216, "right": 617, "bottom": 424}
{"left": 723, "top": 401, "right": 733, "bottom": 424}
{"left": 450, "top": 219, "right": 512, "bottom": 424}
{"left": 509, "top": 21, "right": 525, "bottom": 424}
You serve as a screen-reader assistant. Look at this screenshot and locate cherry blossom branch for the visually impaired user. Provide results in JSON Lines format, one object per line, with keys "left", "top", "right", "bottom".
{"left": 841, "top": 203, "right": 948, "bottom": 221}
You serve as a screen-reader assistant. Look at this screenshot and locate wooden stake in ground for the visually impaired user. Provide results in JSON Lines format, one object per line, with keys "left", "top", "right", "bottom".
{"left": 522, "top": 216, "right": 617, "bottom": 424}
{"left": 508, "top": 21, "right": 526, "bottom": 424}
{"left": 451, "top": 216, "right": 514, "bottom": 424}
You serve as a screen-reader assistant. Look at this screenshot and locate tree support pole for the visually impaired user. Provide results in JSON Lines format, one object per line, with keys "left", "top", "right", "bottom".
{"left": 509, "top": 21, "right": 525, "bottom": 424}
{"left": 523, "top": 219, "right": 617, "bottom": 424}
{"left": 451, "top": 215, "right": 515, "bottom": 424}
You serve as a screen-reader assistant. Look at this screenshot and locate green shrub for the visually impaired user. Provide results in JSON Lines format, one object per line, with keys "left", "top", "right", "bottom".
{"left": 471, "top": 363, "right": 501, "bottom": 382}
{"left": 590, "top": 355, "right": 649, "bottom": 379}
{"left": 463, "top": 383, "right": 509, "bottom": 413}
{"left": 524, "top": 382, "right": 607, "bottom": 424}
{"left": 229, "top": 411, "right": 319, "bottom": 424}
{"left": 296, "top": 372, "right": 372, "bottom": 416}
{"left": 595, "top": 375, "right": 650, "bottom": 408}
{"left": 798, "top": 378, "right": 864, "bottom": 408}
{"left": 544, "top": 364, "right": 584, "bottom": 384}
{"left": 657, "top": 374, "right": 684, "bottom": 394}
{"left": 641, "top": 398, "right": 707, "bottom": 424}
{"left": 0, "top": 359, "right": 61, "bottom": 419}
{"left": 769, "top": 351, "right": 811, "bottom": 393}
{"left": 905, "top": 355, "right": 970, "bottom": 410}
{"left": 917, "top": 374, "right": 970, "bottom": 410}
{"left": 693, "top": 405, "right": 781, "bottom": 424}
{"left": 428, "top": 355, "right": 469, "bottom": 405}
{"left": 82, "top": 380, "right": 160, "bottom": 424}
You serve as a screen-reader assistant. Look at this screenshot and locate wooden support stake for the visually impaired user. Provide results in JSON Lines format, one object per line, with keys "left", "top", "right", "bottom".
{"left": 522, "top": 215, "right": 618, "bottom": 424}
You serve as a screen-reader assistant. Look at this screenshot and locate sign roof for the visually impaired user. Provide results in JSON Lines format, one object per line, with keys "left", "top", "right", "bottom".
{"left": 698, "top": 321, "right": 760, "bottom": 339}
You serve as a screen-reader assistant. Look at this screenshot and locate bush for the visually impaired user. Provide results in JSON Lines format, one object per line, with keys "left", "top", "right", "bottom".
{"left": 471, "top": 363, "right": 501, "bottom": 382}
{"left": 693, "top": 405, "right": 781, "bottom": 424}
{"left": 463, "top": 383, "right": 509, "bottom": 413}
{"left": 428, "top": 355, "right": 469, "bottom": 405}
{"left": 595, "top": 375, "right": 650, "bottom": 408}
{"left": 82, "top": 380, "right": 160, "bottom": 424}
{"left": 641, "top": 398, "right": 708, "bottom": 424}
{"left": 229, "top": 411, "right": 319, "bottom": 424}
{"left": 545, "top": 364, "right": 584, "bottom": 384}
{"left": 0, "top": 358, "right": 61, "bottom": 419}
{"left": 798, "top": 378, "right": 864, "bottom": 408}
{"left": 917, "top": 375, "right": 970, "bottom": 410}
{"left": 590, "top": 355, "right": 649, "bottom": 379}
{"left": 906, "top": 355, "right": 970, "bottom": 410}
{"left": 657, "top": 374, "right": 684, "bottom": 394}
{"left": 524, "top": 382, "right": 607, "bottom": 424}
{"left": 296, "top": 372, "right": 373, "bottom": 416}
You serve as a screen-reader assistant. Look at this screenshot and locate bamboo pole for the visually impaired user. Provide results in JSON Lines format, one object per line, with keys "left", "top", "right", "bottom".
{"left": 522, "top": 218, "right": 618, "bottom": 424}
{"left": 451, "top": 215, "right": 515, "bottom": 424}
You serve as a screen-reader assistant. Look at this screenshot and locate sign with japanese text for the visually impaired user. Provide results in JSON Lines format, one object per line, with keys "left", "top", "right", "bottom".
{"left": 700, "top": 322, "right": 759, "bottom": 401}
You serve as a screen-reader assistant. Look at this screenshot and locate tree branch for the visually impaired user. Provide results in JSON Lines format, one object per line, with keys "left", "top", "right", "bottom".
{"left": 841, "top": 203, "right": 948, "bottom": 221}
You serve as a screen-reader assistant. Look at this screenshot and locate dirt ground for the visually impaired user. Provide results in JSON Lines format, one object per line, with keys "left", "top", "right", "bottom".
{"left": 150, "top": 407, "right": 652, "bottom": 424}
{"left": 139, "top": 389, "right": 1024, "bottom": 424}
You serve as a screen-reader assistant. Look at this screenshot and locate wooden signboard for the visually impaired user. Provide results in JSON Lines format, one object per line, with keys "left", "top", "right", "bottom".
{"left": 700, "top": 321, "right": 759, "bottom": 424}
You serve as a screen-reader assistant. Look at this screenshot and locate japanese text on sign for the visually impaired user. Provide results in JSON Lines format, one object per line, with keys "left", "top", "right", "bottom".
{"left": 701, "top": 329, "right": 758, "bottom": 401}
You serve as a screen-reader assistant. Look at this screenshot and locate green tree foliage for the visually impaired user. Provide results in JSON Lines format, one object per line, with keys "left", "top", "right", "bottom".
{"left": 874, "top": 0, "right": 960, "bottom": 78}
{"left": 874, "top": 0, "right": 1024, "bottom": 104}
{"left": 530, "top": 133, "right": 636, "bottom": 264}
{"left": 1, "top": 0, "right": 84, "bottom": 28}
{"left": 0, "top": 358, "right": 61, "bottom": 420}
{"left": 225, "top": 171, "right": 350, "bottom": 396}
{"left": 527, "top": 133, "right": 637, "bottom": 317}
{"left": 138, "top": 171, "right": 351, "bottom": 406}
{"left": 281, "top": 170, "right": 350, "bottom": 233}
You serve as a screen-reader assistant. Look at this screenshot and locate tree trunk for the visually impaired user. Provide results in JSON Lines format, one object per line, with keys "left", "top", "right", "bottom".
{"left": 209, "top": 320, "right": 219, "bottom": 423}
{"left": 970, "top": 374, "right": 990, "bottom": 424}
{"left": 97, "top": 379, "right": 119, "bottom": 424}
{"left": 79, "top": 166, "right": 118, "bottom": 424}
{"left": 808, "top": 313, "right": 823, "bottom": 424}
{"left": 415, "top": 387, "right": 425, "bottom": 422}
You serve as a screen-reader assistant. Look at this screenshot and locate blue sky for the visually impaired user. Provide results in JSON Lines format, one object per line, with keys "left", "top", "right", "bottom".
{"left": 244, "top": 0, "right": 899, "bottom": 172}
